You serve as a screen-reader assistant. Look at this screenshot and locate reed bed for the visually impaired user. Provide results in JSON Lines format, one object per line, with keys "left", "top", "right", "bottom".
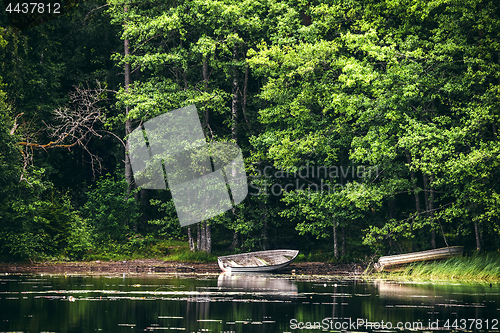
{"left": 385, "top": 253, "right": 500, "bottom": 282}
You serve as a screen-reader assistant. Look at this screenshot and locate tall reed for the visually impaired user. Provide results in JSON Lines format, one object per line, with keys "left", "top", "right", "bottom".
{"left": 387, "top": 253, "right": 500, "bottom": 282}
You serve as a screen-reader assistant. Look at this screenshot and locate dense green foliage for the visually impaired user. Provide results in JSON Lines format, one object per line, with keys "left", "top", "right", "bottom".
{"left": 0, "top": 0, "right": 498, "bottom": 262}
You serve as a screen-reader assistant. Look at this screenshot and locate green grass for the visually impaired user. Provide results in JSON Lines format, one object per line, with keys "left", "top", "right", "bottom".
{"left": 294, "top": 250, "right": 347, "bottom": 263}
{"left": 82, "top": 238, "right": 220, "bottom": 263}
{"left": 83, "top": 238, "right": 191, "bottom": 262}
{"left": 374, "top": 253, "right": 500, "bottom": 283}
{"left": 163, "top": 251, "right": 217, "bottom": 263}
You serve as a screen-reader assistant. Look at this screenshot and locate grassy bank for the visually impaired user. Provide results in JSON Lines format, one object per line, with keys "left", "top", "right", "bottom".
{"left": 373, "top": 253, "right": 500, "bottom": 283}
{"left": 81, "top": 239, "right": 218, "bottom": 263}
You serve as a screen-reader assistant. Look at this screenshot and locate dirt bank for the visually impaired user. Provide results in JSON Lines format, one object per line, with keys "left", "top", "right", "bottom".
{"left": 0, "top": 259, "right": 366, "bottom": 276}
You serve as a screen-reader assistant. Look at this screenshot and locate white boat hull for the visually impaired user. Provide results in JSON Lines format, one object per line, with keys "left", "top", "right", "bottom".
{"left": 218, "top": 249, "right": 299, "bottom": 273}
{"left": 374, "top": 246, "right": 464, "bottom": 272}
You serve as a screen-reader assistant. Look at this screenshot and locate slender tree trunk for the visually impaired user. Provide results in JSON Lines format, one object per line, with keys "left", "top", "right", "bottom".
{"left": 198, "top": 56, "right": 212, "bottom": 253}
{"left": 228, "top": 46, "right": 240, "bottom": 249}
{"left": 231, "top": 66, "right": 238, "bottom": 140}
{"left": 205, "top": 222, "right": 211, "bottom": 253}
{"left": 230, "top": 232, "right": 239, "bottom": 251}
{"left": 200, "top": 222, "right": 206, "bottom": 252}
{"left": 341, "top": 226, "right": 345, "bottom": 258}
{"left": 496, "top": 217, "right": 500, "bottom": 251}
{"left": 430, "top": 227, "right": 436, "bottom": 248}
{"left": 123, "top": 5, "right": 133, "bottom": 196}
{"left": 203, "top": 57, "right": 208, "bottom": 89}
{"left": 122, "top": 5, "right": 134, "bottom": 229}
{"left": 183, "top": 69, "right": 187, "bottom": 90}
{"left": 137, "top": 189, "right": 148, "bottom": 231}
{"left": 387, "top": 198, "right": 397, "bottom": 251}
{"left": 406, "top": 151, "right": 421, "bottom": 220}
{"left": 333, "top": 218, "right": 338, "bottom": 260}
{"left": 188, "top": 227, "right": 195, "bottom": 251}
{"left": 427, "top": 103, "right": 437, "bottom": 248}
{"left": 337, "top": 173, "right": 345, "bottom": 258}
{"left": 196, "top": 223, "right": 201, "bottom": 251}
{"left": 242, "top": 65, "right": 250, "bottom": 127}
{"left": 388, "top": 197, "right": 396, "bottom": 221}
{"left": 429, "top": 174, "right": 436, "bottom": 248}
{"left": 479, "top": 222, "right": 484, "bottom": 248}
{"left": 423, "top": 173, "right": 429, "bottom": 213}
{"left": 408, "top": 152, "right": 420, "bottom": 251}
{"left": 474, "top": 221, "right": 483, "bottom": 253}
{"left": 423, "top": 173, "right": 436, "bottom": 248}
{"left": 262, "top": 212, "right": 269, "bottom": 250}
{"left": 203, "top": 57, "right": 209, "bottom": 126}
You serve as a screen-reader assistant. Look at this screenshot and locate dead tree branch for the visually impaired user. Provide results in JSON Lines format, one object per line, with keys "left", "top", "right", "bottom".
{"left": 15, "top": 82, "right": 110, "bottom": 181}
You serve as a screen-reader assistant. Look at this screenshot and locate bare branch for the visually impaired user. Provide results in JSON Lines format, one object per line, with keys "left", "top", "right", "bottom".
{"left": 10, "top": 112, "right": 24, "bottom": 135}
{"left": 17, "top": 82, "right": 111, "bottom": 181}
{"left": 84, "top": 3, "right": 110, "bottom": 21}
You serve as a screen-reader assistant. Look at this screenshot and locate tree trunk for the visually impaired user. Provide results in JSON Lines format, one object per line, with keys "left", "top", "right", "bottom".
{"left": 405, "top": 151, "right": 421, "bottom": 219}
{"left": 200, "top": 222, "right": 206, "bottom": 252}
{"left": 203, "top": 57, "right": 209, "bottom": 126}
{"left": 188, "top": 227, "right": 195, "bottom": 251}
{"left": 423, "top": 173, "right": 436, "bottom": 248}
{"left": 230, "top": 231, "right": 239, "bottom": 251}
{"left": 497, "top": 217, "right": 500, "bottom": 251}
{"left": 227, "top": 46, "right": 240, "bottom": 252}
{"left": 183, "top": 69, "right": 187, "bottom": 90}
{"left": 474, "top": 221, "right": 483, "bottom": 253}
{"left": 136, "top": 189, "right": 149, "bottom": 232}
{"left": 408, "top": 152, "right": 420, "bottom": 251}
{"left": 423, "top": 173, "right": 429, "bottom": 212}
{"left": 242, "top": 65, "right": 250, "bottom": 127}
{"left": 333, "top": 218, "right": 338, "bottom": 260}
{"left": 196, "top": 223, "right": 201, "bottom": 251}
{"left": 388, "top": 197, "right": 396, "bottom": 221}
{"left": 205, "top": 222, "right": 211, "bottom": 253}
{"left": 262, "top": 211, "right": 269, "bottom": 250}
{"left": 429, "top": 174, "right": 436, "bottom": 248}
{"left": 341, "top": 226, "right": 345, "bottom": 258}
{"left": 231, "top": 62, "right": 238, "bottom": 141}
{"left": 431, "top": 229, "right": 436, "bottom": 248}
{"left": 123, "top": 5, "right": 133, "bottom": 196}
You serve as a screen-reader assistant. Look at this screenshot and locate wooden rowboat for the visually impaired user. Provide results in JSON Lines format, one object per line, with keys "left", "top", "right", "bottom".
{"left": 218, "top": 249, "right": 299, "bottom": 273}
{"left": 374, "top": 246, "right": 464, "bottom": 272}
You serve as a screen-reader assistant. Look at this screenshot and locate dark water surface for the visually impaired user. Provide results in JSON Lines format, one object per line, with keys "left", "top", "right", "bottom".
{"left": 0, "top": 272, "right": 499, "bottom": 332}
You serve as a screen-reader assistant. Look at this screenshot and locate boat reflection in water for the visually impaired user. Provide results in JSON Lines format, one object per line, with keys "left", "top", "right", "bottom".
{"left": 217, "top": 272, "right": 298, "bottom": 299}
{"left": 375, "top": 280, "right": 440, "bottom": 301}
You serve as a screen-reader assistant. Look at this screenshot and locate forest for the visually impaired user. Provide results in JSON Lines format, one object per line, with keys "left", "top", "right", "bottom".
{"left": 0, "top": 0, "right": 499, "bottom": 262}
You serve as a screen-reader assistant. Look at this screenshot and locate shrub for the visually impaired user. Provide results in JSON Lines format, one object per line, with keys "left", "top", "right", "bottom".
{"left": 81, "top": 174, "right": 141, "bottom": 243}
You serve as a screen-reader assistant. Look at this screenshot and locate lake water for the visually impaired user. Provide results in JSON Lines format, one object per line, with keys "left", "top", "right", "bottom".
{"left": 0, "top": 272, "right": 499, "bottom": 332}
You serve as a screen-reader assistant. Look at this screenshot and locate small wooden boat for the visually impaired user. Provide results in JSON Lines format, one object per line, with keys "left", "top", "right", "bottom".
{"left": 218, "top": 249, "right": 299, "bottom": 273}
{"left": 374, "top": 246, "right": 463, "bottom": 272}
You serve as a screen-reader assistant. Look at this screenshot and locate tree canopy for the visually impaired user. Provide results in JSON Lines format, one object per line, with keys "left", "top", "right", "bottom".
{"left": 0, "top": 0, "right": 498, "bottom": 260}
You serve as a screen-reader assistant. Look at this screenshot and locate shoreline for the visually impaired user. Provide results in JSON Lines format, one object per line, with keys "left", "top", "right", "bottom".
{"left": 0, "top": 259, "right": 365, "bottom": 276}
{"left": 1, "top": 260, "right": 497, "bottom": 283}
